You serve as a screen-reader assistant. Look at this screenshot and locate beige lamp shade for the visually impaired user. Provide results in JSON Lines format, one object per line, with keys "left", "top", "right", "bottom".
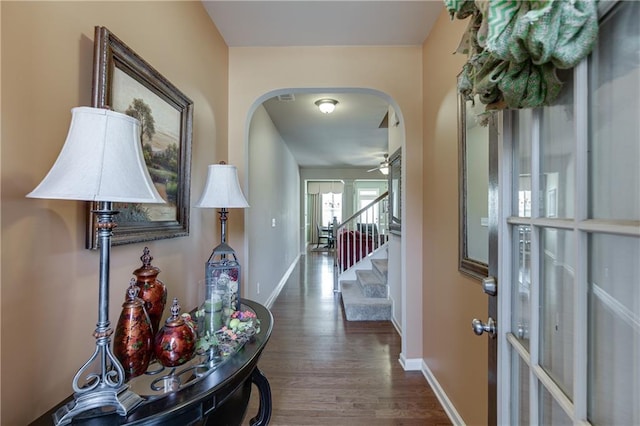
{"left": 27, "top": 107, "right": 165, "bottom": 204}
{"left": 195, "top": 164, "right": 249, "bottom": 208}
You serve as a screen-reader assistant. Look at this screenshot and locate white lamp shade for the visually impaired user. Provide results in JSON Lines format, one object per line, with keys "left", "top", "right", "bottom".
{"left": 27, "top": 107, "right": 165, "bottom": 203}
{"left": 195, "top": 164, "right": 249, "bottom": 208}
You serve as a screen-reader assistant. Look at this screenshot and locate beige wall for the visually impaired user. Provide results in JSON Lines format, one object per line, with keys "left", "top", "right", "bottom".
{"left": 229, "top": 46, "right": 425, "bottom": 360}
{"left": 1, "top": 2, "right": 228, "bottom": 423}
{"left": 422, "top": 11, "right": 489, "bottom": 425}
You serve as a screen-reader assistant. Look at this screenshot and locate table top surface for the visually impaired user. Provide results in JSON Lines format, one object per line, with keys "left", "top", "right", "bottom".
{"left": 30, "top": 299, "right": 273, "bottom": 426}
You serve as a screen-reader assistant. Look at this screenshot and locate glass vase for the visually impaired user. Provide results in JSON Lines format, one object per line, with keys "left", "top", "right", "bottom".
{"left": 206, "top": 243, "right": 241, "bottom": 316}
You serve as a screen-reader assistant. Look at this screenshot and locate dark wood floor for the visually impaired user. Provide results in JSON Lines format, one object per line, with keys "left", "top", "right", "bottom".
{"left": 245, "top": 251, "right": 451, "bottom": 425}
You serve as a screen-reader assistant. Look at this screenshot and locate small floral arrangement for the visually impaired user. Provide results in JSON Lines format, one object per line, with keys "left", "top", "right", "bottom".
{"left": 195, "top": 329, "right": 218, "bottom": 352}
{"left": 228, "top": 310, "right": 259, "bottom": 333}
{"left": 181, "top": 313, "right": 197, "bottom": 331}
{"left": 195, "top": 309, "right": 260, "bottom": 357}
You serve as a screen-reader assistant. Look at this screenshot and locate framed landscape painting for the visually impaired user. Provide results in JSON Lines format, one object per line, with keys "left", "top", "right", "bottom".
{"left": 87, "top": 26, "right": 193, "bottom": 249}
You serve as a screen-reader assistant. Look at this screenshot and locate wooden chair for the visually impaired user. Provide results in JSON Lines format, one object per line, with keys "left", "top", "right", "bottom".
{"left": 315, "top": 223, "right": 331, "bottom": 248}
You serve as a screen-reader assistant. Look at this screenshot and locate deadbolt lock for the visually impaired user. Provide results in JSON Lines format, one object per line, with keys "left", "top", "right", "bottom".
{"left": 482, "top": 276, "right": 497, "bottom": 296}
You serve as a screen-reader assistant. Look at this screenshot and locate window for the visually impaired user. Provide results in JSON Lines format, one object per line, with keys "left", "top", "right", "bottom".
{"left": 321, "top": 192, "right": 341, "bottom": 226}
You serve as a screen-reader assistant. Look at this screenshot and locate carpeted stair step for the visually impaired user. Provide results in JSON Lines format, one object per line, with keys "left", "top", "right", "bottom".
{"left": 371, "top": 258, "right": 388, "bottom": 283}
{"left": 355, "top": 269, "right": 387, "bottom": 298}
{"left": 340, "top": 281, "right": 392, "bottom": 321}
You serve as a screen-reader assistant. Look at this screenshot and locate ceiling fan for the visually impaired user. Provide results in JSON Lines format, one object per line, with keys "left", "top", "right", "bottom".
{"left": 367, "top": 154, "right": 389, "bottom": 175}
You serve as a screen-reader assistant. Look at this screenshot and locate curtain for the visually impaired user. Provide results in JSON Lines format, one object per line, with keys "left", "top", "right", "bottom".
{"left": 307, "top": 181, "right": 344, "bottom": 195}
{"left": 307, "top": 181, "right": 342, "bottom": 244}
{"left": 308, "top": 193, "right": 322, "bottom": 244}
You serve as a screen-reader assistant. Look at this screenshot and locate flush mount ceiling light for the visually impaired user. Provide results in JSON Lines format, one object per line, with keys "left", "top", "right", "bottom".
{"left": 315, "top": 98, "right": 338, "bottom": 114}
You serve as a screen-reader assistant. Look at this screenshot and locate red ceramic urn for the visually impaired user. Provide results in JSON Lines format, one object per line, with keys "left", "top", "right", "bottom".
{"left": 133, "top": 247, "right": 167, "bottom": 335}
{"left": 154, "top": 298, "right": 196, "bottom": 367}
{"left": 114, "top": 279, "right": 153, "bottom": 379}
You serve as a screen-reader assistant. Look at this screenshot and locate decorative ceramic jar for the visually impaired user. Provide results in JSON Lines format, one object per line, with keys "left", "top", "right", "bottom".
{"left": 133, "top": 247, "right": 167, "bottom": 334}
{"left": 114, "top": 279, "right": 153, "bottom": 379}
{"left": 154, "top": 298, "right": 196, "bottom": 367}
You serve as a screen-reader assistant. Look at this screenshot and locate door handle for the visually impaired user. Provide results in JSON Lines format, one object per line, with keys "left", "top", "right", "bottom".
{"left": 472, "top": 317, "right": 496, "bottom": 338}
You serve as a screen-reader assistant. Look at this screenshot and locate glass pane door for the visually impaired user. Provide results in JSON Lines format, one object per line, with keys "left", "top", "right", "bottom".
{"left": 500, "top": 2, "right": 640, "bottom": 424}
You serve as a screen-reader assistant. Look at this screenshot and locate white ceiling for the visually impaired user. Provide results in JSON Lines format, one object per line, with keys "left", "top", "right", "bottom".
{"left": 202, "top": 1, "right": 443, "bottom": 168}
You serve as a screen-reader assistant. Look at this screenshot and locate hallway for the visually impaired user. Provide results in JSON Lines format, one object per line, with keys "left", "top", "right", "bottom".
{"left": 246, "top": 251, "right": 451, "bottom": 425}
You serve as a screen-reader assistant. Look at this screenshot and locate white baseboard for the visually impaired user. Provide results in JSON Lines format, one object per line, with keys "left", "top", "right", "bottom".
{"left": 398, "top": 353, "right": 422, "bottom": 371}
{"left": 421, "top": 360, "right": 465, "bottom": 426}
{"left": 390, "top": 313, "right": 401, "bottom": 336}
{"left": 264, "top": 254, "right": 300, "bottom": 309}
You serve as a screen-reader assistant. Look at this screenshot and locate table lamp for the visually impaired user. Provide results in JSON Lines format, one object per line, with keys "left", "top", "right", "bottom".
{"left": 194, "top": 163, "right": 249, "bottom": 317}
{"left": 27, "top": 107, "right": 166, "bottom": 425}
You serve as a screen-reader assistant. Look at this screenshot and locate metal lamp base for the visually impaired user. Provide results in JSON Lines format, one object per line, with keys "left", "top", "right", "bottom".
{"left": 53, "top": 203, "right": 143, "bottom": 425}
{"left": 53, "top": 386, "right": 143, "bottom": 426}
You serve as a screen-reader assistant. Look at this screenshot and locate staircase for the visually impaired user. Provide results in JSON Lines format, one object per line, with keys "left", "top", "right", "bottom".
{"left": 340, "top": 258, "right": 391, "bottom": 321}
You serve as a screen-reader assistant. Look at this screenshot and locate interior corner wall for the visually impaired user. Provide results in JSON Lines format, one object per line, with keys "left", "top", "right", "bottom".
{"left": 1, "top": 2, "right": 228, "bottom": 423}
{"left": 388, "top": 106, "right": 402, "bottom": 155}
{"left": 386, "top": 112, "right": 403, "bottom": 333}
{"left": 245, "top": 105, "right": 300, "bottom": 305}
{"left": 229, "top": 45, "right": 425, "bottom": 360}
{"left": 422, "top": 10, "right": 488, "bottom": 425}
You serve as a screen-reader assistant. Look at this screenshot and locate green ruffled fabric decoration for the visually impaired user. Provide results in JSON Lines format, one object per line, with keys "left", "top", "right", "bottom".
{"left": 490, "top": 0, "right": 599, "bottom": 68}
{"left": 500, "top": 60, "right": 563, "bottom": 108}
{"left": 445, "top": 0, "right": 477, "bottom": 20}
{"left": 445, "top": 0, "right": 599, "bottom": 114}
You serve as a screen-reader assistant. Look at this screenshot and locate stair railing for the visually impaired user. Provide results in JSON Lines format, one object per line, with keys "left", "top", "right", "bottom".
{"left": 333, "top": 191, "right": 389, "bottom": 290}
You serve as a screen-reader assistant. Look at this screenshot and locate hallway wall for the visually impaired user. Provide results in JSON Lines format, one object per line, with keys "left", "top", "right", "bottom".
{"left": 246, "top": 105, "right": 300, "bottom": 304}
{"left": 422, "top": 10, "right": 489, "bottom": 425}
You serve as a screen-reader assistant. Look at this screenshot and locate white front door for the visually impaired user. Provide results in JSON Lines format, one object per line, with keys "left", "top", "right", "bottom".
{"left": 497, "top": 1, "right": 640, "bottom": 424}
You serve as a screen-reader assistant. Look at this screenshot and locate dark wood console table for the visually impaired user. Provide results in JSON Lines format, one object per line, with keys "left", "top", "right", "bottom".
{"left": 30, "top": 299, "right": 273, "bottom": 426}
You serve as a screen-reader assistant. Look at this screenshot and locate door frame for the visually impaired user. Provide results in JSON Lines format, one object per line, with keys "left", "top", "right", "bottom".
{"left": 487, "top": 114, "right": 501, "bottom": 425}
{"left": 496, "top": 111, "right": 513, "bottom": 426}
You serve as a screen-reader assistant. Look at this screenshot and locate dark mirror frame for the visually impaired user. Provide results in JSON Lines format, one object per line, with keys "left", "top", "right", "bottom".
{"left": 458, "top": 94, "right": 490, "bottom": 280}
{"left": 388, "top": 148, "right": 401, "bottom": 235}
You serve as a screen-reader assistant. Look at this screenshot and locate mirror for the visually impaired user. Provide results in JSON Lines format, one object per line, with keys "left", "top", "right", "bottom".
{"left": 388, "top": 148, "right": 401, "bottom": 235}
{"left": 458, "top": 94, "right": 490, "bottom": 279}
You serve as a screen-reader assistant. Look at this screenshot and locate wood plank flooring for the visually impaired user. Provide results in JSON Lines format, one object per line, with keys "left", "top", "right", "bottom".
{"left": 245, "top": 251, "right": 451, "bottom": 425}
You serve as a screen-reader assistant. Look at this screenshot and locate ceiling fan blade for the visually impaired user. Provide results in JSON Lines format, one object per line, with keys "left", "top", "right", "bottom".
{"left": 367, "top": 154, "right": 389, "bottom": 172}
